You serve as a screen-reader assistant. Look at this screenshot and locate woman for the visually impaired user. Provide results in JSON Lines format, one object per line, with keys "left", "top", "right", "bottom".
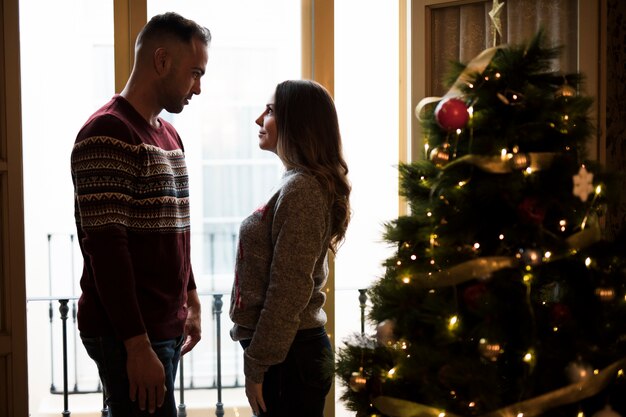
{"left": 229, "top": 79, "right": 351, "bottom": 417}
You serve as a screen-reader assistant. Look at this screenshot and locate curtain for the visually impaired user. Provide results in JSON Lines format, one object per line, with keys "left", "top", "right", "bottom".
{"left": 429, "top": 0, "right": 578, "bottom": 96}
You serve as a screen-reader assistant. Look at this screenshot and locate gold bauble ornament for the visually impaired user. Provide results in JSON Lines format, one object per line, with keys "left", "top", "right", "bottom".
{"left": 349, "top": 371, "right": 368, "bottom": 392}
{"left": 565, "top": 357, "right": 594, "bottom": 383}
{"left": 595, "top": 286, "right": 616, "bottom": 302}
{"left": 429, "top": 144, "right": 451, "bottom": 166}
{"left": 478, "top": 338, "right": 503, "bottom": 362}
{"left": 556, "top": 83, "right": 576, "bottom": 98}
{"left": 592, "top": 405, "right": 622, "bottom": 417}
{"left": 376, "top": 319, "right": 397, "bottom": 346}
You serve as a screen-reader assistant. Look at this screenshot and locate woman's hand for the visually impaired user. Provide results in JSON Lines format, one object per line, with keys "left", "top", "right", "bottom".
{"left": 245, "top": 377, "right": 266, "bottom": 416}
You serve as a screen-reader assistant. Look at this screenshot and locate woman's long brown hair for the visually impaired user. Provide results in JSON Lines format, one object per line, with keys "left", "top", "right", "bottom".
{"left": 274, "top": 80, "right": 351, "bottom": 253}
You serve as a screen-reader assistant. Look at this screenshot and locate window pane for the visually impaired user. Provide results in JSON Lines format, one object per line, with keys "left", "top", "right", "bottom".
{"left": 147, "top": 1, "right": 301, "bottom": 291}
{"left": 19, "top": 0, "right": 115, "bottom": 410}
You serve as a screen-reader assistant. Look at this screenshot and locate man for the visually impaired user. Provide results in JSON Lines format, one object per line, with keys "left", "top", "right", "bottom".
{"left": 71, "top": 12, "right": 211, "bottom": 416}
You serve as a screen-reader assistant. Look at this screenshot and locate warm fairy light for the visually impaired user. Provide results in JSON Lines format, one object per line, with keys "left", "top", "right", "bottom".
{"left": 397, "top": 260, "right": 402, "bottom": 266}
{"left": 425, "top": 143, "right": 430, "bottom": 155}
{"left": 501, "top": 149, "right": 508, "bottom": 160}
{"left": 618, "top": 369, "right": 624, "bottom": 377}
{"left": 430, "top": 259, "right": 436, "bottom": 265}
{"left": 525, "top": 167, "right": 533, "bottom": 175}
{"left": 512, "top": 94, "right": 519, "bottom": 100}
{"left": 439, "top": 413, "right": 446, "bottom": 417}
{"left": 420, "top": 176, "right": 425, "bottom": 180}
{"left": 427, "top": 211, "right": 433, "bottom": 217}
{"left": 468, "top": 106, "right": 474, "bottom": 115}
{"left": 560, "top": 219, "right": 567, "bottom": 232}
{"left": 468, "top": 83, "right": 474, "bottom": 89}
{"left": 585, "top": 257, "right": 592, "bottom": 267}
{"left": 469, "top": 402, "right": 476, "bottom": 408}
{"left": 523, "top": 352, "right": 533, "bottom": 363}
{"left": 387, "top": 367, "right": 397, "bottom": 377}
{"left": 402, "top": 277, "right": 411, "bottom": 284}
{"left": 594, "top": 369, "right": 599, "bottom": 375}
{"left": 404, "top": 243, "right": 410, "bottom": 248}
{"left": 553, "top": 327, "right": 559, "bottom": 332}
{"left": 517, "top": 413, "right": 524, "bottom": 417}
{"left": 563, "top": 114, "right": 569, "bottom": 121}
{"left": 523, "top": 273, "right": 533, "bottom": 283}
{"left": 430, "top": 234, "right": 438, "bottom": 244}
{"left": 495, "top": 72, "right": 501, "bottom": 78}
{"left": 596, "top": 185, "right": 602, "bottom": 194}
{"left": 544, "top": 251, "right": 552, "bottom": 260}
{"left": 499, "top": 234, "right": 504, "bottom": 240}
{"left": 448, "top": 316, "right": 459, "bottom": 330}
{"left": 456, "top": 128, "right": 462, "bottom": 135}
{"left": 577, "top": 412, "right": 584, "bottom": 417}
{"left": 458, "top": 181, "right": 467, "bottom": 187}
{"left": 484, "top": 76, "right": 490, "bottom": 81}
{"left": 512, "top": 145, "right": 519, "bottom": 153}
{"left": 411, "top": 254, "right": 417, "bottom": 260}
{"left": 473, "top": 242, "right": 480, "bottom": 249}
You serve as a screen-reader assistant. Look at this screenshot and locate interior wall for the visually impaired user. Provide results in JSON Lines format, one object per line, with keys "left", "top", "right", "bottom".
{"left": 605, "top": 0, "right": 626, "bottom": 238}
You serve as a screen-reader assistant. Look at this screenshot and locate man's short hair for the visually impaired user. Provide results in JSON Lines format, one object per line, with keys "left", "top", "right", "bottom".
{"left": 137, "top": 12, "right": 211, "bottom": 47}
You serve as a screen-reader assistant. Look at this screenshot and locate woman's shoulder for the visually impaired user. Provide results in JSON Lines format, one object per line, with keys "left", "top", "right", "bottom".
{"left": 278, "top": 170, "right": 326, "bottom": 203}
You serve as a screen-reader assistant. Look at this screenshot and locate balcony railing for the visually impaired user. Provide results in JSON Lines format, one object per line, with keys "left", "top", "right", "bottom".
{"left": 27, "top": 233, "right": 371, "bottom": 416}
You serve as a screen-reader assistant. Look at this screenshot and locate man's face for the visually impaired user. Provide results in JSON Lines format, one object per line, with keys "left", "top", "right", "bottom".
{"left": 161, "top": 37, "right": 208, "bottom": 114}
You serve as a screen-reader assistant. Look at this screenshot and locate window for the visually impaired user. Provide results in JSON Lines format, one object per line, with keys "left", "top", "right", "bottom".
{"left": 147, "top": 1, "right": 302, "bottom": 291}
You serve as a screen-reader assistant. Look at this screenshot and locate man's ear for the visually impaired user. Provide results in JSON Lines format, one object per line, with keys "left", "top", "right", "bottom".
{"left": 153, "top": 47, "right": 169, "bottom": 75}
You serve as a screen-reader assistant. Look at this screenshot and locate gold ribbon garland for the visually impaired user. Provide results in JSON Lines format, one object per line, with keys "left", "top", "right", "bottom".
{"left": 415, "top": 46, "right": 502, "bottom": 121}
{"left": 411, "top": 223, "right": 601, "bottom": 287}
{"left": 372, "top": 357, "right": 626, "bottom": 417}
{"left": 443, "top": 153, "right": 558, "bottom": 174}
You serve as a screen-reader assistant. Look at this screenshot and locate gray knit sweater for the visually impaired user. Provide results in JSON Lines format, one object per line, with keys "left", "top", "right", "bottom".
{"left": 229, "top": 169, "right": 331, "bottom": 383}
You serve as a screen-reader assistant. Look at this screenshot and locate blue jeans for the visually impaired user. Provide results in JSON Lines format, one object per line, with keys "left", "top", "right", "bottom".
{"left": 241, "top": 327, "right": 334, "bottom": 417}
{"left": 81, "top": 334, "right": 182, "bottom": 417}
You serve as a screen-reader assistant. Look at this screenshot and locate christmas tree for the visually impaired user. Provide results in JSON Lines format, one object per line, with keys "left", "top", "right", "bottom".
{"left": 336, "top": 31, "right": 626, "bottom": 417}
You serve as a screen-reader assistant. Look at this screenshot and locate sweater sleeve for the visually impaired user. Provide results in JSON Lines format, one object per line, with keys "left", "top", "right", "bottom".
{"left": 71, "top": 118, "right": 146, "bottom": 340}
{"left": 243, "top": 176, "right": 329, "bottom": 382}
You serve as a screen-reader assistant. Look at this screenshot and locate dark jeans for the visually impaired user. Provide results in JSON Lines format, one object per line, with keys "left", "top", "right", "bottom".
{"left": 241, "top": 327, "right": 334, "bottom": 417}
{"left": 81, "top": 334, "right": 183, "bottom": 417}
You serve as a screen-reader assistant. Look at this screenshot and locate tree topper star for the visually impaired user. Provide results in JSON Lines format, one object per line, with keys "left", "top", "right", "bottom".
{"left": 489, "top": 0, "right": 505, "bottom": 45}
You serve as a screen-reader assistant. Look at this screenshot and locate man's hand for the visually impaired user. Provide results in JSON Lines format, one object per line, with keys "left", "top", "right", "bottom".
{"left": 181, "top": 289, "right": 201, "bottom": 355}
{"left": 245, "top": 377, "right": 266, "bottom": 416}
{"left": 124, "top": 334, "right": 166, "bottom": 413}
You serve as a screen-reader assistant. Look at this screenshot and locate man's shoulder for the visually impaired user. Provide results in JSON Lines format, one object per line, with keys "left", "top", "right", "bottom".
{"left": 76, "top": 96, "right": 135, "bottom": 144}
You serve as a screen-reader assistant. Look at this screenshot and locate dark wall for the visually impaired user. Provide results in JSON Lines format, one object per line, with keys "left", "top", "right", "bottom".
{"left": 605, "top": 0, "right": 626, "bottom": 237}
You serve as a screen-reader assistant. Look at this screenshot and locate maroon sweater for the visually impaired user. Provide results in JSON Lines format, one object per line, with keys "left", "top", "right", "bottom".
{"left": 71, "top": 95, "right": 196, "bottom": 341}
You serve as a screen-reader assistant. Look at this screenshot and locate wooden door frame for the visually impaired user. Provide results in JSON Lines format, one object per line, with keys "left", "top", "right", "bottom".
{"left": 1, "top": 0, "right": 29, "bottom": 415}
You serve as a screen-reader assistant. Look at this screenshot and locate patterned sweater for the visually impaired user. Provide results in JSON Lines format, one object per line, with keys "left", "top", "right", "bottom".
{"left": 71, "top": 95, "right": 196, "bottom": 341}
{"left": 229, "top": 170, "right": 331, "bottom": 383}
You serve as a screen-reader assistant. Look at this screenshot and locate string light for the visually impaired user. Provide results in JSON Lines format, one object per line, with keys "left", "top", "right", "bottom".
{"left": 410, "top": 254, "right": 417, "bottom": 260}
{"left": 402, "top": 277, "right": 411, "bottom": 284}
{"left": 585, "top": 257, "right": 592, "bottom": 267}
{"left": 448, "top": 316, "right": 459, "bottom": 330}
{"left": 499, "top": 234, "right": 504, "bottom": 240}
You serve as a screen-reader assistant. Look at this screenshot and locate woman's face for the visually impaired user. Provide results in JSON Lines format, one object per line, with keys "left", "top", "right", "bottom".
{"left": 255, "top": 94, "right": 278, "bottom": 153}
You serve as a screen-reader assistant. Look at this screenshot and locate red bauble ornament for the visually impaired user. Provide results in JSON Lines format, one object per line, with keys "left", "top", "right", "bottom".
{"left": 435, "top": 98, "right": 469, "bottom": 131}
